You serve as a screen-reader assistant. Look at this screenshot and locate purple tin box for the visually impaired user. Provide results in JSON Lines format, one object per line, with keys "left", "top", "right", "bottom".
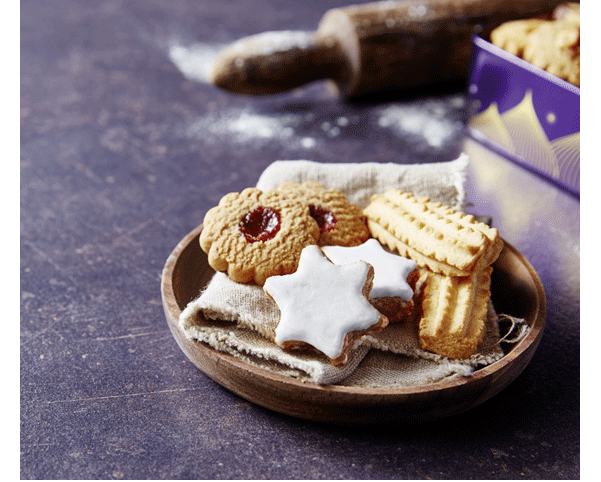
{"left": 467, "top": 35, "right": 580, "bottom": 197}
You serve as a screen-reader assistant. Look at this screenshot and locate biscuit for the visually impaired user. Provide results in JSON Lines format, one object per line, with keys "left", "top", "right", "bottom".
{"left": 418, "top": 267, "right": 492, "bottom": 359}
{"left": 523, "top": 19, "right": 580, "bottom": 87}
{"left": 370, "top": 268, "right": 423, "bottom": 324}
{"left": 363, "top": 190, "right": 503, "bottom": 277}
{"left": 490, "top": 4, "right": 580, "bottom": 87}
{"left": 490, "top": 19, "right": 547, "bottom": 57}
{"left": 264, "top": 245, "right": 388, "bottom": 366}
{"left": 277, "top": 181, "right": 370, "bottom": 247}
{"left": 321, "top": 238, "right": 419, "bottom": 323}
{"left": 200, "top": 187, "right": 320, "bottom": 285}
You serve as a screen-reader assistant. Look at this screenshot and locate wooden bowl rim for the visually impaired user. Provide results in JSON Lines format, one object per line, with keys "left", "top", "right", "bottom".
{"left": 161, "top": 223, "right": 546, "bottom": 398}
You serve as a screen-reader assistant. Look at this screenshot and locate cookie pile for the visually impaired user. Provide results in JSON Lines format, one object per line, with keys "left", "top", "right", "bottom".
{"left": 490, "top": 2, "right": 580, "bottom": 87}
{"left": 199, "top": 182, "right": 502, "bottom": 364}
{"left": 364, "top": 190, "right": 502, "bottom": 360}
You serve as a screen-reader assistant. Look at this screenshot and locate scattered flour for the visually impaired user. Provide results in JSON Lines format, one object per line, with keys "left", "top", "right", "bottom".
{"left": 184, "top": 105, "right": 362, "bottom": 150}
{"left": 225, "top": 111, "right": 295, "bottom": 140}
{"left": 320, "top": 117, "right": 350, "bottom": 138}
{"left": 168, "top": 41, "right": 228, "bottom": 83}
{"left": 376, "top": 97, "right": 465, "bottom": 148}
{"left": 186, "top": 107, "right": 317, "bottom": 150}
{"left": 227, "top": 31, "right": 314, "bottom": 57}
{"left": 168, "top": 32, "right": 313, "bottom": 83}
{"left": 301, "top": 137, "right": 317, "bottom": 148}
{"left": 169, "top": 39, "right": 466, "bottom": 154}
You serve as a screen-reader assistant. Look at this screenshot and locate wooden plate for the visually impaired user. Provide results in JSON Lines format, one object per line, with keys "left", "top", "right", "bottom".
{"left": 161, "top": 224, "right": 546, "bottom": 424}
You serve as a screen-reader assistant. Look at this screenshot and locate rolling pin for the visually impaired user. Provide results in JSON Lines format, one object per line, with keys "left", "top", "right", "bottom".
{"left": 209, "top": 0, "right": 564, "bottom": 97}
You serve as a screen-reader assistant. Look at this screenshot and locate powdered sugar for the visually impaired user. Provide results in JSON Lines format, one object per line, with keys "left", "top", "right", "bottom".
{"left": 185, "top": 107, "right": 318, "bottom": 150}
{"left": 168, "top": 41, "right": 227, "bottom": 83}
{"left": 227, "top": 30, "right": 314, "bottom": 57}
{"left": 169, "top": 37, "right": 467, "bottom": 155}
{"left": 376, "top": 97, "right": 466, "bottom": 149}
{"left": 168, "top": 32, "right": 314, "bottom": 85}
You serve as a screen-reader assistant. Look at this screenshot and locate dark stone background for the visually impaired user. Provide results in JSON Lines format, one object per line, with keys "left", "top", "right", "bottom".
{"left": 21, "top": 0, "right": 579, "bottom": 478}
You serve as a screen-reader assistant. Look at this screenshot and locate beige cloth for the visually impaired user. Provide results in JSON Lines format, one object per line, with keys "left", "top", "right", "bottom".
{"left": 179, "top": 155, "right": 527, "bottom": 385}
{"left": 256, "top": 156, "right": 469, "bottom": 210}
{"left": 179, "top": 278, "right": 371, "bottom": 384}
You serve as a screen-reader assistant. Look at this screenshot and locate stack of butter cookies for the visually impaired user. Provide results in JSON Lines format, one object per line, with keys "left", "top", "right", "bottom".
{"left": 490, "top": 2, "right": 580, "bottom": 87}
{"left": 199, "top": 180, "right": 502, "bottom": 364}
{"left": 363, "top": 190, "right": 503, "bottom": 359}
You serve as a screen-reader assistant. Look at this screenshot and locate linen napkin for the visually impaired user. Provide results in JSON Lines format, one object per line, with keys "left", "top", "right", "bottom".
{"left": 256, "top": 156, "right": 469, "bottom": 209}
{"left": 179, "top": 154, "right": 527, "bottom": 385}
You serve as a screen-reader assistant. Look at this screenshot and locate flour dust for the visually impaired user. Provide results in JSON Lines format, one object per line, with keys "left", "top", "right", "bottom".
{"left": 185, "top": 108, "right": 318, "bottom": 151}
{"left": 168, "top": 41, "right": 228, "bottom": 83}
{"left": 376, "top": 96, "right": 466, "bottom": 150}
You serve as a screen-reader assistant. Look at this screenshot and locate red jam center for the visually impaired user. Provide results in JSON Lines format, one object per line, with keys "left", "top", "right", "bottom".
{"left": 309, "top": 204, "right": 337, "bottom": 233}
{"left": 239, "top": 206, "right": 281, "bottom": 243}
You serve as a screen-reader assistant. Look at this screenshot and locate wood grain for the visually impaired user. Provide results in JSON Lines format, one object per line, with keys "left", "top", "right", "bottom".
{"left": 210, "top": 0, "right": 564, "bottom": 97}
{"left": 161, "top": 224, "right": 546, "bottom": 424}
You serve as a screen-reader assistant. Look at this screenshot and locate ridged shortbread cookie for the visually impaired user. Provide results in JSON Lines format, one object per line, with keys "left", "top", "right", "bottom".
{"left": 418, "top": 267, "right": 492, "bottom": 359}
{"left": 363, "top": 190, "right": 503, "bottom": 277}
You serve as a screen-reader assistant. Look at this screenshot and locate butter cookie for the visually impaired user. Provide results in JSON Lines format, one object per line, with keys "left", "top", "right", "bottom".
{"left": 200, "top": 188, "right": 320, "bottom": 285}
{"left": 277, "top": 181, "right": 370, "bottom": 247}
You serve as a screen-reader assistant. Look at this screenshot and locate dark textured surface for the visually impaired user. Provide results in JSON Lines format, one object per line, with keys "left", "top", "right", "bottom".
{"left": 21, "top": 0, "right": 579, "bottom": 479}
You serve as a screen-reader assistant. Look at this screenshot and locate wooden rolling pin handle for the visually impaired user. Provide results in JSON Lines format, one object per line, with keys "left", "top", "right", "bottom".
{"left": 209, "top": 31, "right": 350, "bottom": 96}
{"left": 319, "top": 0, "right": 565, "bottom": 96}
{"left": 210, "top": 0, "right": 565, "bottom": 97}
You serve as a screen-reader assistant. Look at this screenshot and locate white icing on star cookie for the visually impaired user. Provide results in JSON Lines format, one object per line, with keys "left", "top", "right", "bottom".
{"left": 263, "top": 245, "right": 386, "bottom": 364}
{"left": 321, "top": 238, "right": 417, "bottom": 301}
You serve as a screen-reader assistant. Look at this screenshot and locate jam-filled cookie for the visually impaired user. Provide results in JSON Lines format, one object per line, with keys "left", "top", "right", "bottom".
{"left": 277, "top": 181, "right": 370, "bottom": 247}
{"left": 200, "top": 188, "right": 320, "bottom": 285}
